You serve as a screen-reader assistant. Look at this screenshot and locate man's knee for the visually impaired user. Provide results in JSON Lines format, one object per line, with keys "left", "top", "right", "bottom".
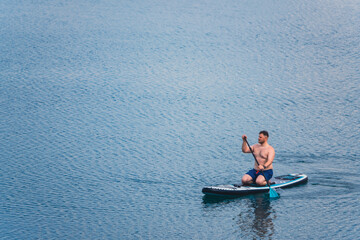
{"left": 242, "top": 174, "right": 253, "bottom": 184}
{"left": 255, "top": 176, "right": 266, "bottom": 186}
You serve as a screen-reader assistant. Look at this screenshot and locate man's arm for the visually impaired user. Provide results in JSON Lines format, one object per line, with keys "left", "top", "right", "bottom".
{"left": 263, "top": 147, "right": 275, "bottom": 169}
{"left": 242, "top": 135, "right": 252, "bottom": 153}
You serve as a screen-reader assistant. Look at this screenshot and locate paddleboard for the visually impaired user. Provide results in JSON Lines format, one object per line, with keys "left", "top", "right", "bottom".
{"left": 202, "top": 173, "right": 308, "bottom": 197}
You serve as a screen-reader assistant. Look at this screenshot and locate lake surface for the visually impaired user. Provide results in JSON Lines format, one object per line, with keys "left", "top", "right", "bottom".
{"left": 1, "top": 0, "right": 359, "bottom": 239}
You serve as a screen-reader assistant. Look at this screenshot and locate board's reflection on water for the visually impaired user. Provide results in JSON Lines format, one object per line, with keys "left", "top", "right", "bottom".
{"left": 202, "top": 194, "right": 275, "bottom": 239}
{"left": 236, "top": 196, "right": 275, "bottom": 239}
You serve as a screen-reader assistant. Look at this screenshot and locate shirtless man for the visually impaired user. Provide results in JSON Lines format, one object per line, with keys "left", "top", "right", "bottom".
{"left": 241, "top": 131, "right": 275, "bottom": 186}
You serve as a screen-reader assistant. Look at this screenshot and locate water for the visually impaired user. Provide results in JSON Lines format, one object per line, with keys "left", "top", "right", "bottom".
{"left": 1, "top": 0, "right": 359, "bottom": 239}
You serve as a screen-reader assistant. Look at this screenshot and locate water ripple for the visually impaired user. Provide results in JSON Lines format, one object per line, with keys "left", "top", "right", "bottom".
{"left": 1, "top": 0, "right": 359, "bottom": 239}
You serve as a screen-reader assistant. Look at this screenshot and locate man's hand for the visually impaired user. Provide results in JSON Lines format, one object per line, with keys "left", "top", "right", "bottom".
{"left": 258, "top": 165, "right": 265, "bottom": 171}
{"left": 242, "top": 135, "right": 247, "bottom": 141}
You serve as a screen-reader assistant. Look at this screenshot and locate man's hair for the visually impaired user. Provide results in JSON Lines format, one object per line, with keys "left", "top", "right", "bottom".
{"left": 259, "top": 130, "right": 269, "bottom": 138}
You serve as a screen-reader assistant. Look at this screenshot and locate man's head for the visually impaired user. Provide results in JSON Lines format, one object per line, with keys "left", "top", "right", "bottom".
{"left": 258, "top": 130, "right": 269, "bottom": 144}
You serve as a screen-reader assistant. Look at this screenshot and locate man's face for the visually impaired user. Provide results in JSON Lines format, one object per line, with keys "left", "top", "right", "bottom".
{"left": 258, "top": 134, "right": 267, "bottom": 144}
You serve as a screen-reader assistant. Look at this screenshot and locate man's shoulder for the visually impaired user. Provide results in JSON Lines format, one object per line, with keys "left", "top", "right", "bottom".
{"left": 267, "top": 145, "right": 275, "bottom": 152}
{"left": 259, "top": 143, "right": 274, "bottom": 151}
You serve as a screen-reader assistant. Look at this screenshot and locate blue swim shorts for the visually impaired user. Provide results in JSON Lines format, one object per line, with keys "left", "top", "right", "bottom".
{"left": 246, "top": 169, "right": 273, "bottom": 182}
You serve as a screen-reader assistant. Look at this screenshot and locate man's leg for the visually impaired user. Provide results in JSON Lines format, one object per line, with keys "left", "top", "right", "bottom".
{"left": 242, "top": 174, "right": 254, "bottom": 185}
{"left": 255, "top": 174, "right": 267, "bottom": 186}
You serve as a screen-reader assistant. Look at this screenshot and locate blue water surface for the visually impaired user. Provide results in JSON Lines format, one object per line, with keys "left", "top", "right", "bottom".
{"left": 1, "top": 0, "right": 359, "bottom": 239}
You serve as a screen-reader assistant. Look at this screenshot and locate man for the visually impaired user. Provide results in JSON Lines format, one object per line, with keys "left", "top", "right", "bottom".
{"left": 241, "top": 131, "right": 275, "bottom": 186}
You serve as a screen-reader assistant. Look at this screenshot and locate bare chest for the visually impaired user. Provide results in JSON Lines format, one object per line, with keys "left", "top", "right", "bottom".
{"left": 253, "top": 146, "right": 269, "bottom": 159}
